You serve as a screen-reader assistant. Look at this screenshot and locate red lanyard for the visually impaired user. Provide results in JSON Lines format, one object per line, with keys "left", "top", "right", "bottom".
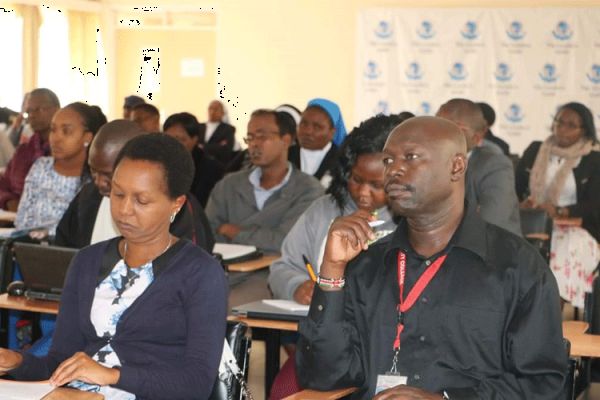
{"left": 393, "top": 251, "right": 447, "bottom": 350}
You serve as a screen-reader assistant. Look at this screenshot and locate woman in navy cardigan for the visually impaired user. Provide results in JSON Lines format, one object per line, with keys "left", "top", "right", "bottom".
{"left": 0, "top": 134, "right": 227, "bottom": 399}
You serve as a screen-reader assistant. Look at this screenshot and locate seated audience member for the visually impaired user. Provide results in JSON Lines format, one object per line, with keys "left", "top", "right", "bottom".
{"left": 268, "top": 114, "right": 404, "bottom": 400}
{"left": 15, "top": 102, "right": 106, "bottom": 235}
{"left": 54, "top": 120, "right": 215, "bottom": 252}
{"left": 163, "top": 112, "right": 224, "bottom": 207}
{"left": 6, "top": 93, "right": 34, "bottom": 148}
{"left": 436, "top": 98, "right": 521, "bottom": 236}
{"left": 516, "top": 102, "right": 600, "bottom": 309}
{"left": 199, "top": 100, "right": 236, "bottom": 165}
{"left": 225, "top": 103, "right": 302, "bottom": 173}
{"left": 205, "top": 109, "right": 323, "bottom": 252}
{"left": 122, "top": 95, "right": 145, "bottom": 119}
{"left": 0, "top": 88, "right": 59, "bottom": 211}
{"left": 288, "top": 98, "right": 347, "bottom": 187}
{"left": 297, "top": 116, "right": 566, "bottom": 399}
{"left": 0, "top": 133, "right": 227, "bottom": 399}
{"left": 130, "top": 103, "right": 160, "bottom": 133}
{"left": 477, "top": 101, "right": 510, "bottom": 155}
{"left": 269, "top": 113, "right": 403, "bottom": 303}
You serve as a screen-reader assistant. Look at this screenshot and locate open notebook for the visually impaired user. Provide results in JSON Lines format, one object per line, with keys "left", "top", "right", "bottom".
{"left": 0, "top": 379, "right": 53, "bottom": 400}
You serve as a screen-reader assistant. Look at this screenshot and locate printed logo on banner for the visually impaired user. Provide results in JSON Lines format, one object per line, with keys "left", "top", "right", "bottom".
{"left": 417, "top": 20, "right": 435, "bottom": 39}
{"left": 506, "top": 21, "right": 525, "bottom": 41}
{"left": 374, "top": 100, "right": 389, "bottom": 115}
{"left": 505, "top": 104, "right": 524, "bottom": 123}
{"left": 420, "top": 101, "right": 432, "bottom": 115}
{"left": 449, "top": 62, "right": 468, "bottom": 81}
{"left": 405, "top": 62, "right": 424, "bottom": 80}
{"left": 587, "top": 64, "right": 600, "bottom": 84}
{"left": 374, "top": 20, "right": 394, "bottom": 39}
{"left": 539, "top": 63, "right": 559, "bottom": 83}
{"left": 494, "top": 63, "right": 513, "bottom": 82}
{"left": 461, "top": 21, "right": 479, "bottom": 40}
{"left": 364, "top": 60, "right": 381, "bottom": 80}
{"left": 552, "top": 21, "right": 573, "bottom": 41}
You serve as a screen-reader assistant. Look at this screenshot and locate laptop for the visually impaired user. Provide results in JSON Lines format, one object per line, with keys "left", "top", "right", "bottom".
{"left": 13, "top": 243, "right": 78, "bottom": 302}
{"left": 231, "top": 300, "right": 309, "bottom": 322}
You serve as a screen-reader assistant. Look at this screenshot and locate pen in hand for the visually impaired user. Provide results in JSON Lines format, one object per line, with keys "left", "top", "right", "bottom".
{"left": 302, "top": 255, "right": 317, "bottom": 282}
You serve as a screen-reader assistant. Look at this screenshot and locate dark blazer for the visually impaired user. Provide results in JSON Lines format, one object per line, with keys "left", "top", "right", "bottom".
{"left": 191, "top": 146, "right": 224, "bottom": 208}
{"left": 199, "top": 122, "right": 236, "bottom": 165}
{"left": 515, "top": 141, "right": 600, "bottom": 241}
{"left": 288, "top": 144, "right": 339, "bottom": 181}
{"left": 54, "top": 182, "right": 215, "bottom": 252}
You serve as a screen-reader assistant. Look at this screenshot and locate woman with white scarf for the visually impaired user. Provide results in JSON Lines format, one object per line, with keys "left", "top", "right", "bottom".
{"left": 516, "top": 102, "right": 600, "bottom": 309}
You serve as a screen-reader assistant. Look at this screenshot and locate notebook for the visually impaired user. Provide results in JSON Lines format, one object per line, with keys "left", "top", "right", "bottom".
{"left": 213, "top": 243, "right": 262, "bottom": 263}
{"left": 13, "top": 243, "right": 78, "bottom": 302}
{"left": 231, "top": 300, "right": 309, "bottom": 322}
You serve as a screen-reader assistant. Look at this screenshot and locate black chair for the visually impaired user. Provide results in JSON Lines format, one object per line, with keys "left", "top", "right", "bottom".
{"left": 520, "top": 208, "right": 553, "bottom": 264}
{"left": 563, "top": 338, "right": 577, "bottom": 400}
{"left": 209, "top": 321, "right": 252, "bottom": 400}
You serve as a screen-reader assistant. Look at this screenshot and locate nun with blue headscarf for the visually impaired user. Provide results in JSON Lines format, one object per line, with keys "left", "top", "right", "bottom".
{"left": 288, "top": 98, "right": 347, "bottom": 187}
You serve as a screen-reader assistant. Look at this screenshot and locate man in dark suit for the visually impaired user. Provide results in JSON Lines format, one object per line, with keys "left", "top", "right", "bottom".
{"left": 199, "top": 100, "right": 236, "bottom": 165}
{"left": 436, "top": 98, "right": 521, "bottom": 236}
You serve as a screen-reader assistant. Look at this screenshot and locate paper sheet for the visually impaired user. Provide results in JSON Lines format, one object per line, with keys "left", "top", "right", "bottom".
{"left": 0, "top": 379, "right": 54, "bottom": 400}
{"left": 262, "top": 299, "right": 310, "bottom": 312}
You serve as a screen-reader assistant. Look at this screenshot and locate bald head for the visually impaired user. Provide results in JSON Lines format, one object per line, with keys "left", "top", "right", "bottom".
{"left": 436, "top": 98, "right": 487, "bottom": 151}
{"left": 383, "top": 116, "right": 467, "bottom": 217}
{"left": 88, "top": 119, "right": 146, "bottom": 196}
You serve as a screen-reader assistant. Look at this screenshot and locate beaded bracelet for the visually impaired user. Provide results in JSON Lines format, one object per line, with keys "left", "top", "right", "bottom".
{"left": 317, "top": 274, "right": 346, "bottom": 289}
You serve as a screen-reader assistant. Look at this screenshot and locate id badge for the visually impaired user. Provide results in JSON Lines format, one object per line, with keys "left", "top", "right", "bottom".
{"left": 375, "top": 373, "right": 407, "bottom": 394}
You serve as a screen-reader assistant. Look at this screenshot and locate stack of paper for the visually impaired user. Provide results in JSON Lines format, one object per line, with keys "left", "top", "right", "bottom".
{"left": 213, "top": 243, "right": 258, "bottom": 262}
{"left": 0, "top": 379, "right": 53, "bottom": 400}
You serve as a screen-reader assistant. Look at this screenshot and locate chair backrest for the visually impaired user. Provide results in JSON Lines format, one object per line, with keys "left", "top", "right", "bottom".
{"left": 563, "top": 338, "right": 576, "bottom": 400}
{"left": 520, "top": 208, "right": 553, "bottom": 263}
{"left": 209, "top": 321, "right": 251, "bottom": 400}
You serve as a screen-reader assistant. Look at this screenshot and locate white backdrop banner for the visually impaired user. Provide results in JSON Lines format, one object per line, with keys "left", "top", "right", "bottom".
{"left": 356, "top": 8, "right": 600, "bottom": 155}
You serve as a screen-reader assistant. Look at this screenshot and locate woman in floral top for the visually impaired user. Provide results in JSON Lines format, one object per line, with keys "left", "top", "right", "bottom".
{"left": 15, "top": 102, "right": 106, "bottom": 235}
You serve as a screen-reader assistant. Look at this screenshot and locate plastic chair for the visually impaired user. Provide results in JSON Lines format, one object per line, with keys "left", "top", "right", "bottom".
{"left": 520, "top": 208, "right": 553, "bottom": 264}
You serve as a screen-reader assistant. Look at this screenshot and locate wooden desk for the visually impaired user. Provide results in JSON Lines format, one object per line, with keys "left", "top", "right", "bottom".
{"left": 44, "top": 388, "right": 104, "bottom": 399}
{"left": 561, "top": 320, "right": 600, "bottom": 358}
{"left": 0, "top": 293, "right": 59, "bottom": 314}
{"left": 226, "top": 254, "right": 280, "bottom": 273}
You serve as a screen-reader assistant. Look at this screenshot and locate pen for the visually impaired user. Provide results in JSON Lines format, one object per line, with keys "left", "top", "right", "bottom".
{"left": 302, "top": 254, "right": 317, "bottom": 282}
{"left": 368, "top": 220, "right": 385, "bottom": 228}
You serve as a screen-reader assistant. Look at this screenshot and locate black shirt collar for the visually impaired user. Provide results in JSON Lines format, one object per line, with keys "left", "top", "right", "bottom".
{"left": 382, "top": 201, "right": 488, "bottom": 262}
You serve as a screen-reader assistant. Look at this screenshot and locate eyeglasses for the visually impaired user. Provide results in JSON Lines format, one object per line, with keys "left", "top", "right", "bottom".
{"left": 243, "top": 132, "right": 280, "bottom": 144}
{"left": 553, "top": 119, "right": 581, "bottom": 130}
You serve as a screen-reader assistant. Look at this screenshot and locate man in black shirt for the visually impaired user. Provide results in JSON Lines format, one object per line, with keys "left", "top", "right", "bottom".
{"left": 297, "top": 116, "right": 566, "bottom": 399}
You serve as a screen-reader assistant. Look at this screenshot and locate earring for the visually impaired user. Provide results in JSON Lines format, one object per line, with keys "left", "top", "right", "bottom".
{"left": 170, "top": 211, "right": 177, "bottom": 223}
{"left": 83, "top": 142, "right": 89, "bottom": 147}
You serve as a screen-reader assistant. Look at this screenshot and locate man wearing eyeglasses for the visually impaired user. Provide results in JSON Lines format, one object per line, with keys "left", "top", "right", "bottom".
{"left": 205, "top": 109, "right": 324, "bottom": 253}
{"left": 436, "top": 98, "right": 521, "bottom": 236}
{"left": 0, "top": 88, "right": 59, "bottom": 211}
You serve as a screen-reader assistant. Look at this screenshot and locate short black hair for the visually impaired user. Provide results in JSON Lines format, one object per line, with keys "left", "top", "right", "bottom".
{"left": 114, "top": 133, "right": 194, "bottom": 199}
{"left": 250, "top": 109, "right": 296, "bottom": 136}
{"left": 30, "top": 88, "right": 60, "bottom": 108}
{"left": 163, "top": 112, "right": 200, "bottom": 138}
{"left": 477, "top": 102, "right": 496, "bottom": 127}
{"left": 327, "top": 113, "right": 407, "bottom": 212}
{"left": 558, "top": 102, "right": 597, "bottom": 142}
{"left": 132, "top": 103, "right": 159, "bottom": 117}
